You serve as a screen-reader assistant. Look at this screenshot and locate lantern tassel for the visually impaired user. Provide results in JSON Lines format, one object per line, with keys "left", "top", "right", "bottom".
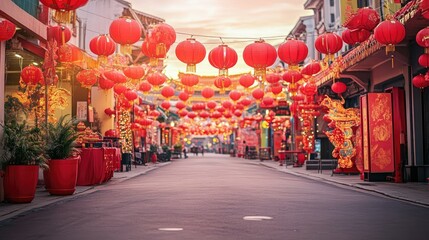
{"left": 391, "top": 54, "right": 394, "bottom": 68}
{"left": 120, "top": 44, "right": 133, "bottom": 55}
{"left": 186, "top": 64, "right": 196, "bottom": 73}
{"left": 53, "top": 10, "right": 73, "bottom": 24}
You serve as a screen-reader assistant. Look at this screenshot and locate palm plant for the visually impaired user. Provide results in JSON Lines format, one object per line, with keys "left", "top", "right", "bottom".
{"left": 45, "top": 115, "right": 79, "bottom": 160}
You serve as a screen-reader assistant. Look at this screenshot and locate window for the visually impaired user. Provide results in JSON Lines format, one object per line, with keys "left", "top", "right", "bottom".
{"left": 330, "top": 13, "right": 335, "bottom": 23}
{"left": 358, "top": 0, "right": 370, "bottom": 8}
{"left": 330, "top": 0, "right": 334, "bottom": 7}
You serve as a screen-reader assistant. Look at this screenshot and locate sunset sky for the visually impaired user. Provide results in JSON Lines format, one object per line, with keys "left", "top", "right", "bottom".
{"left": 129, "top": 0, "right": 312, "bottom": 78}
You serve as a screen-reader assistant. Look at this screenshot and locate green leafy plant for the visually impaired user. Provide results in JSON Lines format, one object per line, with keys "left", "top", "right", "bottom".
{"left": 1, "top": 96, "right": 47, "bottom": 169}
{"left": 45, "top": 115, "right": 79, "bottom": 160}
{"left": 173, "top": 143, "right": 182, "bottom": 152}
{"left": 149, "top": 144, "right": 158, "bottom": 153}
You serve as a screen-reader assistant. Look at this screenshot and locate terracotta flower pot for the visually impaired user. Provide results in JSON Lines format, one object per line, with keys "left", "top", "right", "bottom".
{"left": 44, "top": 156, "right": 80, "bottom": 195}
{"left": 4, "top": 165, "right": 39, "bottom": 203}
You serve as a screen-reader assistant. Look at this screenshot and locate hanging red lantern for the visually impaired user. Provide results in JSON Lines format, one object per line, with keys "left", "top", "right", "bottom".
{"left": 282, "top": 70, "right": 303, "bottom": 83}
{"left": 233, "top": 109, "right": 242, "bottom": 117}
{"left": 243, "top": 39, "right": 277, "bottom": 82}
{"left": 331, "top": 81, "right": 347, "bottom": 94}
{"left": 47, "top": 25, "right": 71, "bottom": 45}
{"left": 123, "top": 65, "right": 145, "bottom": 81}
{"left": 206, "top": 101, "right": 217, "bottom": 110}
{"left": 301, "top": 61, "right": 321, "bottom": 77}
{"left": 161, "top": 101, "right": 171, "bottom": 111}
{"left": 103, "top": 70, "right": 127, "bottom": 84}
{"left": 178, "top": 91, "right": 189, "bottom": 102}
{"left": 300, "top": 81, "right": 318, "bottom": 96}
{"left": 138, "top": 81, "right": 152, "bottom": 93}
{"left": 222, "top": 101, "right": 233, "bottom": 109}
{"left": 229, "top": 90, "right": 242, "bottom": 102}
{"left": 315, "top": 32, "right": 343, "bottom": 61}
{"left": 109, "top": 16, "right": 142, "bottom": 54}
{"left": 21, "top": 65, "right": 44, "bottom": 86}
{"left": 341, "top": 28, "right": 371, "bottom": 45}
{"left": 252, "top": 88, "right": 264, "bottom": 102}
{"left": 266, "top": 73, "right": 281, "bottom": 84}
{"left": 211, "top": 111, "right": 222, "bottom": 119}
{"left": 89, "top": 34, "right": 116, "bottom": 63}
{"left": 270, "top": 83, "right": 283, "bottom": 95}
{"left": 421, "top": 0, "right": 429, "bottom": 20}
{"left": 180, "top": 73, "right": 199, "bottom": 87}
{"left": 175, "top": 38, "right": 206, "bottom": 72}
{"left": 147, "top": 72, "right": 166, "bottom": 90}
{"left": 176, "top": 101, "right": 186, "bottom": 110}
{"left": 419, "top": 54, "right": 429, "bottom": 68}
{"left": 98, "top": 76, "right": 115, "bottom": 90}
{"left": 148, "top": 23, "right": 176, "bottom": 54}
{"left": 114, "top": 84, "right": 127, "bottom": 95}
{"left": 416, "top": 27, "right": 429, "bottom": 53}
{"left": 239, "top": 74, "right": 256, "bottom": 89}
{"left": 124, "top": 90, "right": 138, "bottom": 101}
{"left": 199, "top": 111, "right": 210, "bottom": 119}
{"left": 178, "top": 109, "right": 188, "bottom": 117}
{"left": 141, "top": 39, "right": 169, "bottom": 67}
{"left": 40, "top": 0, "right": 88, "bottom": 23}
{"left": 277, "top": 39, "right": 308, "bottom": 70}
{"left": 412, "top": 74, "right": 429, "bottom": 88}
{"left": 214, "top": 76, "right": 232, "bottom": 93}
{"left": 104, "top": 108, "right": 115, "bottom": 117}
{"left": 374, "top": 19, "right": 406, "bottom": 55}
{"left": 76, "top": 69, "right": 98, "bottom": 88}
{"left": 262, "top": 96, "right": 274, "bottom": 106}
{"left": 0, "top": 19, "right": 16, "bottom": 41}
{"left": 160, "top": 86, "right": 175, "bottom": 99}
{"left": 344, "top": 7, "right": 380, "bottom": 31}
{"left": 208, "top": 44, "right": 238, "bottom": 76}
{"left": 239, "top": 97, "right": 252, "bottom": 107}
{"left": 187, "top": 112, "right": 197, "bottom": 119}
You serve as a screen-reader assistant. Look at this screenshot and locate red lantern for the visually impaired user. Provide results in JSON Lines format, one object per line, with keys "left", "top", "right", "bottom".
{"left": 207, "top": 101, "right": 217, "bottom": 110}
{"left": 105, "top": 129, "right": 117, "bottom": 137}
{"left": 416, "top": 27, "right": 429, "bottom": 53}
{"left": 222, "top": 101, "right": 233, "bottom": 109}
{"left": 269, "top": 83, "right": 283, "bottom": 95}
{"left": 147, "top": 72, "right": 166, "bottom": 90}
{"left": 229, "top": 90, "right": 242, "bottom": 102}
{"left": 98, "top": 76, "right": 114, "bottom": 90}
{"left": 76, "top": 69, "right": 98, "bottom": 88}
{"left": 208, "top": 44, "right": 238, "bottom": 76}
{"left": 233, "top": 109, "right": 242, "bottom": 117}
{"left": 181, "top": 73, "right": 199, "bottom": 87}
{"left": 103, "top": 70, "right": 127, "bottom": 84}
{"left": 211, "top": 111, "right": 222, "bottom": 119}
{"left": 282, "top": 70, "right": 303, "bottom": 83}
{"left": 141, "top": 39, "right": 169, "bottom": 66}
{"left": 412, "top": 74, "right": 429, "bottom": 88}
{"left": 178, "top": 109, "right": 188, "bottom": 117}
{"left": 341, "top": 28, "right": 371, "bottom": 45}
{"left": 344, "top": 7, "right": 380, "bottom": 31}
{"left": 40, "top": 0, "right": 88, "bottom": 23}
{"left": 240, "top": 97, "right": 252, "bottom": 107}
{"left": 419, "top": 54, "right": 429, "bottom": 68}
{"left": 138, "top": 82, "right": 152, "bottom": 93}
{"left": 243, "top": 40, "right": 277, "bottom": 81}
{"left": 175, "top": 101, "right": 186, "bottom": 110}
{"left": 114, "top": 84, "right": 127, "bottom": 95}
{"left": 123, "top": 65, "right": 145, "bottom": 80}
{"left": 21, "top": 65, "right": 44, "bottom": 86}
{"left": 109, "top": 17, "right": 142, "bottom": 54}
{"left": 160, "top": 86, "right": 175, "bottom": 99}
{"left": 300, "top": 81, "right": 318, "bottom": 96}
{"left": 47, "top": 25, "right": 71, "bottom": 45}
{"left": 331, "top": 81, "right": 347, "bottom": 94}
{"left": 277, "top": 39, "right": 308, "bottom": 70}
{"left": 214, "top": 76, "right": 232, "bottom": 92}
{"left": 239, "top": 74, "right": 256, "bottom": 89}
{"left": 266, "top": 73, "right": 281, "bottom": 84}
{"left": 187, "top": 112, "right": 197, "bottom": 119}
{"left": 89, "top": 34, "right": 116, "bottom": 63}
{"left": 148, "top": 23, "right": 176, "bottom": 53}
{"left": 262, "top": 96, "right": 274, "bottom": 106}
{"left": 0, "top": 19, "right": 16, "bottom": 41}
{"left": 315, "top": 32, "right": 343, "bottom": 61}
{"left": 199, "top": 111, "right": 210, "bottom": 119}
{"left": 301, "top": 61, "right": 321, "bottom": 77}
{"left": 374, "top": 19, "right": 406, "bottom": 55}
{"left": 161, "top": 101, "right": 171, "bottom": 111}
{"left": 175, "top": 38, "right": 206, "bottom": 72}
{"left": 124, "top": 90, "right": 138, "bottom": 101}
{"left": 178, "top": 91, "right": 189, "bottom": 102}
{"left": 252, "top": 88, "right": 264, "bottom": 101}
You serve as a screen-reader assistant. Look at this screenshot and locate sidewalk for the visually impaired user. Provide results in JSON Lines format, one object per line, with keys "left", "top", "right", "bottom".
{"left": 0, "top": 162, "right": 170, "bottom": 222}
{"left": 257, "top": 159, "right": 429, "bottom": 207}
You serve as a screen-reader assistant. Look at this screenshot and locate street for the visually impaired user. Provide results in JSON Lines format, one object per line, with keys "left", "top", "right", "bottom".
{"left": 0, "top": 153, "right": 428, "bottom": 240}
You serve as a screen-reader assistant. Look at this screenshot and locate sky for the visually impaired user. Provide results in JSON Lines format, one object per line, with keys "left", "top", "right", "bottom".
{"left": 129, "top": 0, "right": 313, "bottom": 78}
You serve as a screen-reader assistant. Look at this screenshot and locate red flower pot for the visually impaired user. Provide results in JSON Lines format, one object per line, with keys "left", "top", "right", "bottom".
{"left": 4, "top": 165, "right": 39, "bottom": 203}
{"left": 44, "top": 156, "right": 79, "bottom": 195}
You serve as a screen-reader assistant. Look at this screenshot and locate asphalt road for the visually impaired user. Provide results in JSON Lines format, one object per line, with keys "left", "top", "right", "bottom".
{"left": 0, "top": 153, "right": 428, "bottom": 240}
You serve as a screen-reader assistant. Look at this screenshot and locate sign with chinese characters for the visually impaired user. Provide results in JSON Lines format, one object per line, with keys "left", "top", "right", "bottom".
{"left": 76, "top": 101, "right": 87, "bottom": 121}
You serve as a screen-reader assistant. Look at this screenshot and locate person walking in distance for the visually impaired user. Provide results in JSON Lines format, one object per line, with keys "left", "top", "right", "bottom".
{"left": 201, "top": 146, "right": 204, "bottom": 156}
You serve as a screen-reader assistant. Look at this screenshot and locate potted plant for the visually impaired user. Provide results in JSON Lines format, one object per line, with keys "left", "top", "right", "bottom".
{"left": 43, "top": 115, "right": 80, "bottom": 195}
{"left": 1, "top": 96, "right": 48, "bottom": 203}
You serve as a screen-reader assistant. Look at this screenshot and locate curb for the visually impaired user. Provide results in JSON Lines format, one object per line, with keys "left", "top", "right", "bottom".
{"left": 259, "top": 162, "right": 429, "bottom": 208}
